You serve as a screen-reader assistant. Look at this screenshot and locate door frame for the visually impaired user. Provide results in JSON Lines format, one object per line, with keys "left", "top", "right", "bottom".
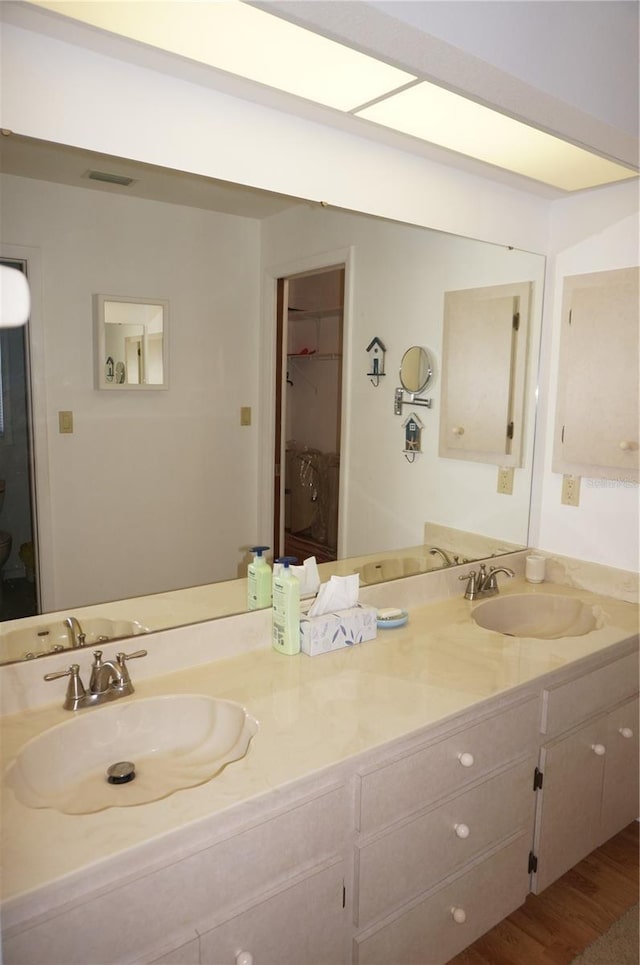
{"left": 258, "top": 246, "right": 354, "bottom": 561}
{"left": 0, "top": 243, "right": 52, "bottom": 612}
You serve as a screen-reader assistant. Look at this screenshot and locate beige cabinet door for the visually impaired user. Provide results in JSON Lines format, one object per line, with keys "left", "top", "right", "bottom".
{"left": 553, "top": 266, "right": 639, "bottom": 481}
{"left": 533, "top": 716, "right": 606, "bottom": 893}
{"left": 600, "top": 696, "right": 640, "bottom": 844}
{"left": 439, "top": 282, "right": 531, "bottom": 466}
{"left": 199, "top": 862, "right": 348, "bottom": 965}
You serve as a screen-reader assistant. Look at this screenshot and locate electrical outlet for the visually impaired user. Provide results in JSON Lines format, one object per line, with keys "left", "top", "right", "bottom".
{"left": 497, "top": 467, "right": 514, "bottom": 495}
{"left": 561, "top": 474, "right": 581, "bottom": 507}
{"left": 240, "top": 406, "right": 252, "bottom": 427}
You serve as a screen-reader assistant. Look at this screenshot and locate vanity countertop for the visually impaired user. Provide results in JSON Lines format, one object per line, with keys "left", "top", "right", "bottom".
{"left": 1, "top": 580, "right": 638, "bottom": 915}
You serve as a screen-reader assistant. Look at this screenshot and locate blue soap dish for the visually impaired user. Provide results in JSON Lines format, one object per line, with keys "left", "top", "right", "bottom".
{"left": 376, "top": 609, "right": 409, "bottom": 629}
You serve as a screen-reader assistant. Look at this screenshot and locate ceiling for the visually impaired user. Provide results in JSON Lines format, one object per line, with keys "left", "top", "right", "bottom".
{"left": 1, "top": 1, "right": 638, "bottom": 210}
{"left": 0, "top": 134, "right": 304, "bottom": 219}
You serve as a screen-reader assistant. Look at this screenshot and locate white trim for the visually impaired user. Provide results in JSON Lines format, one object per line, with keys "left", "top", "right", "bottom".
{"left": 0, "top": 242, "right": 54, "bottom": 611}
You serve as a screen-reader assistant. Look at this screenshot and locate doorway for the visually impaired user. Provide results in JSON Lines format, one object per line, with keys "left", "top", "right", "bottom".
{"left": 273, "top": 265, "right": 345, "bottom": 563}
{"left": 0, "top": 258, "right": 38, "bottom": 619}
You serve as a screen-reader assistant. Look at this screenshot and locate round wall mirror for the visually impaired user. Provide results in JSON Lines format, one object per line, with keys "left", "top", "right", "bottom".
{"left": 399, "top": 346, "right": 434, "bottom": 395}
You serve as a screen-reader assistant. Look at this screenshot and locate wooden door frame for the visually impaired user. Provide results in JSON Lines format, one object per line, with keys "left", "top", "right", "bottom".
{"left": 261, "top": 247, "right": 354, "bottom": 562}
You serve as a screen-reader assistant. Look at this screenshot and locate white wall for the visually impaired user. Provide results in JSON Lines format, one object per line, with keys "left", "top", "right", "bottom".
{"left": 261, "top": 206, "right": 545, "bottom": 556}
{"left": 2, "top": 174, "right": 261, "bottom": 610}
{"left": 530, "top": 179, "right": 640, "bottom": 572}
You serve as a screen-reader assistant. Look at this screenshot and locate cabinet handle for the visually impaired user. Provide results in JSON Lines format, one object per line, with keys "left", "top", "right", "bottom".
{"left": 454, "top": 823, "right": 470, "bottom": 839}
{"left": 452, "top": 426, "right": 465, "bottom": 436}
{"left": 236, "top": 953, "right": 254, "bottom": 965}
{"left": 591, "top": 743, "right": 606, "bottom": 756}
{"left": 451, "top": 906, "right": 467, "bottom": 924}
{"left": 457, "top": 752, "right": 475, "bottom": 767}
{"left": 619, "top": 440, "right": 638, "bottom": 451}
{"left": 619, "top": 727, "right": 634, "bottom": 739}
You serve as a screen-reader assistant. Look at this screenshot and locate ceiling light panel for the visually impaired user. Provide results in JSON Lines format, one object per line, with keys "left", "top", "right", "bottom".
{"left": 29, "top": 0, "right": 416, "bottom": 111}
{"left": 356, "top": 82, "right": 637, "bottom": 192}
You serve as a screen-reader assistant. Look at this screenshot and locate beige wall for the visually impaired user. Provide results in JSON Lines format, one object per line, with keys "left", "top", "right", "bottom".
{"left": 2, "top": 174, "right": 261, "bottom": 610}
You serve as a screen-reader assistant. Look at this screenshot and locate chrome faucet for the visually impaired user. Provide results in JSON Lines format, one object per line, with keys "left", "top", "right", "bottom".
{"left": 65, "top": 616, "right": 87, "bottom": 648}
{"left": 44, "top": 648, "right": 147, "bottom": 711}
{"left": 429, "top": 546, "right": 455, "bottom": 567}
{"left": 459, "top": 564, "right": 515, "bottom": 600}
{"left": 478, "top": 564, "right": 515, "bottom": 595}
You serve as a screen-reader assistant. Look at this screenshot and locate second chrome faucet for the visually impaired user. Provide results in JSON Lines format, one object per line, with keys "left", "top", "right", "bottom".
{"left": 459, "top": 563, "right": 515, "bottom": 600}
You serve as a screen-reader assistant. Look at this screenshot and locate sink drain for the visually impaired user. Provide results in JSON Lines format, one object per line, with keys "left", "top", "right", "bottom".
{"left": 106, "top": 761, "right": 136, "bottom": 785}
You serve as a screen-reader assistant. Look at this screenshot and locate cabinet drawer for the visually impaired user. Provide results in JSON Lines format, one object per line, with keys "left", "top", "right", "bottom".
{"left": 355, "top": 832, "right": 530, "bottom": 965}
{"left": 357, "top": 696, "right": 538, "bottom": 833}
{"left": 356, "top": 759, "right": 534, "bottom": 927}
{"left": 200, "top": 861, "right": 348, "bottom": 965}
{"left": 542, "top": 651, "right": 639, "bottom": 737}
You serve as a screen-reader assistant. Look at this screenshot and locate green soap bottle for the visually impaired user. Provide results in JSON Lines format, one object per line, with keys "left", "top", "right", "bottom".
{"left": 247, "top": 546, "right": 271, "bottom": 610}
{"left": 272, "top": 557, "right": 301, "bottom": 655}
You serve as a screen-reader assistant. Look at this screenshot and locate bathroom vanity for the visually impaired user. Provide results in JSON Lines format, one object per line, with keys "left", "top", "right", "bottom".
{"left": 0, "top": 572, "right": 638, "bottom": 965}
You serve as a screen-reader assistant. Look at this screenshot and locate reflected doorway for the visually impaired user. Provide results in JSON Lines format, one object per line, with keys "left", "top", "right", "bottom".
{"left": 0, "top": 258, "right": 38, "bottom": 619}
{"left": 273, "top": 265, "right": 345, "bottom": 563}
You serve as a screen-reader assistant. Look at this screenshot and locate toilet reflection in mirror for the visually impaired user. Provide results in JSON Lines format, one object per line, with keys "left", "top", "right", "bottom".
{"left": 94, "top": 295, "right": 168, "bottom": 389}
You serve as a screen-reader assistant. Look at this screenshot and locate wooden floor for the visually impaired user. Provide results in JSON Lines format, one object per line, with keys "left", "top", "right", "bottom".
{"left": 448, "top": 822, "right": 639, "bottom": 965}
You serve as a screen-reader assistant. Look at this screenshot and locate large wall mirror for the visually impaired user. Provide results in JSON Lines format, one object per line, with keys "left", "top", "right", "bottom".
{"left": 0, "top": 134, "right": 546, "bottom": 664}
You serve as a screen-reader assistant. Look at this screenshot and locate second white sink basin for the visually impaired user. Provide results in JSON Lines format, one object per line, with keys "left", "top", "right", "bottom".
{"left": 357, "top": 557, "right": 433, "bottom": 585}
{"left": 5, "top": 695, "right": 258, "bottom": 814}
{"left": 472, "top": 593, "right": 600, "bottom": 639}
{"left": 0, "top": 618, "right": 148, "bottom": 664}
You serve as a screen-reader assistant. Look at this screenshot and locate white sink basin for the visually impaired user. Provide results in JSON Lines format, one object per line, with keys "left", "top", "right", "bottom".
{"left": 0, "top": 618, "right": 149, "bottom": 664}
{"left": 472, "top": 594, "right": 600, "bottom": 639}
{"left": 357, "top": 557, "right": 433, "bottom": 585}
{"left": 5, "top": 695, "right": 258, "bottom": 814}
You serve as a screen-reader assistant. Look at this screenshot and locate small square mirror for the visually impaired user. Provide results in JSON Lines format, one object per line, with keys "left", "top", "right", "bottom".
{"left": 94, "top": 294, "right": 168, "bottom": 390}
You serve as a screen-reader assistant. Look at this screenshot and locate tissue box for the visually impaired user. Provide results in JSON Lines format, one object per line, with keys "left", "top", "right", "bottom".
{"left": 300, "top": 603, "right": 377, "bottom": 656}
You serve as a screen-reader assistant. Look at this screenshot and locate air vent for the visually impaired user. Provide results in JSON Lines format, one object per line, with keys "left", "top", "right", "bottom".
{"left": 85, "top": 169, "right": 136, "bottom": 186}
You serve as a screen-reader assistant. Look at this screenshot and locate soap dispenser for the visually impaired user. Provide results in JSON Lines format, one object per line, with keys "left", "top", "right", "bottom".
{"left": 272, "top": 557, "right": 301, "bottom": 655}
{"left": 247, "top": 545, "right": 271, "bottom": 610}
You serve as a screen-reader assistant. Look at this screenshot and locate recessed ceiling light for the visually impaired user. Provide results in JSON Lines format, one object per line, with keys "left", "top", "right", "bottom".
{"left": 28, "top": 0, "right": 416, "bottom": 111}
{"left": 26, "top": 0, "right": 638, "bottom": 192}
{"left": 355, "top": 82, "right": 637, "bottom": 192}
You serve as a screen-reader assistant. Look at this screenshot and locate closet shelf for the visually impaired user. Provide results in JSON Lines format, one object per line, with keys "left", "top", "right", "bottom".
{"left": 288, "top": 352, "right": 341, "bottom": 361}
{"left": 288, "top": 307, "right": 343, "bottom": 321}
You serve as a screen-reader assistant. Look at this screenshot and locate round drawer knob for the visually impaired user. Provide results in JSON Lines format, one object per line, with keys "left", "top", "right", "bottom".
{"left": 451, "top": 907, "right": 467, "bottom": 924}
{"left": 455, "top": 823, "right": 470, "bottom": 839}
{"left": 591, "top": 743, "right": 606, "bottom": 756}
{"left": 236, "top": 953, "right": 254, "bottom": 965}
{"left": 452, "top": 426, "right": 465, "bottom": 436}
{"left": 619, "top": 727, "right": 634, "bottom": 739}
{"left": 619, "top": 440, "right": 637, "bottom": 451}
{"left": 458, "top": 752, "right": 475, "bottom": 768}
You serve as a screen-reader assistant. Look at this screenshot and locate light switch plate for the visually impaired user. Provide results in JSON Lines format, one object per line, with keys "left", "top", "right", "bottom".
{"left": 58, "top": 410, "right": 73, "bottom": 434}
{"left": 240, "top": 406, "right": 252, "bottom": 427}
{"left": 561, "top": 474, "right": 581, "bottom": 506}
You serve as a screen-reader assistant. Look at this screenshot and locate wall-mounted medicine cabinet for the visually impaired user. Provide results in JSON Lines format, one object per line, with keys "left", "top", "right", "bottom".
{"left": 553, "top": 267, "right": 639, "bottom": 482}
{"left": 94, "top": 294, "right": 169, "bottom": 390}
{"left": 438, "top": 281, "right": 532, "bottom": 467}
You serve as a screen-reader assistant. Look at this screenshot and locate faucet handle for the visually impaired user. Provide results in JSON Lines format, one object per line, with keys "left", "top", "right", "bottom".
{"left": 117, "top": 649, "right": 148, "bottom": 662}
{"left": 458, "top": 570, "right": 478, "bottom": 600}
{"left": 44, "top": 664, "right": 87, "bottom": 710}
{"left": 44, "top": 663, "right": 81, "bottom": 682}
{"left": 114, "top": 649, "right": 148, "bottom": 690}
